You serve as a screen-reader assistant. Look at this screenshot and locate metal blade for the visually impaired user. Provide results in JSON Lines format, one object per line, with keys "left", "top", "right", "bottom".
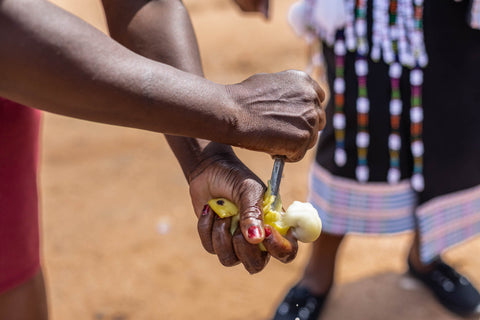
{"left": 269, "top": 156, "right": 285, "bottom": 210}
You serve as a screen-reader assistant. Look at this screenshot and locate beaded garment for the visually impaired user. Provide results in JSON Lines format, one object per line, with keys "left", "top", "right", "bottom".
{"left": 289, "top": 0, "right": 431, "bottom": 191}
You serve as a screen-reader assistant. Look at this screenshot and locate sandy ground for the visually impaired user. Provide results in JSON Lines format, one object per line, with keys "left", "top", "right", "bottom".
{"left": 39, "top": 1, "right": 480, "bottom": 319}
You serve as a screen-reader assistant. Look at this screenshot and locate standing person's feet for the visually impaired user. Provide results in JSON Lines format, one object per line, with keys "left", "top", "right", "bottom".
{"left": 271, "top": 233, "right": 343, "bottom": 320}
{"left": 408, "top": 258, "right": 480, "bottom": 318}
{"left": 272, "top": 284, "right": 329, "bottom": 320}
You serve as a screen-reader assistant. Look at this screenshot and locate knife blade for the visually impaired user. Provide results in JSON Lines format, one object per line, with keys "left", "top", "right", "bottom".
{"left": 269, "top": 156, "right": 285, "bottom": 210}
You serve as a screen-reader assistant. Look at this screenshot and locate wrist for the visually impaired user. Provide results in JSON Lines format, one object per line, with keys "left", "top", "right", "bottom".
{"left": 186, "top": 143, "right": 236, "bottom": 184}
{"left": 221, "top": 83, "right": 247, "bottom": 146}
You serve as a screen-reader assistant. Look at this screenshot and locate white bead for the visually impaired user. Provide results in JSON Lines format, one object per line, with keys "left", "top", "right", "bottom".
{"left": 334, "top": 40, "right": 346, "bottom": 56}
{"left": 346, "top": 36, "right": 356, "bottom": 51}
{"left": 376, "top": 11, "right": 387, "bottom": 20}
{"left": 410, "top": 69, "right": 424, "bottom": 86}
{"left": 358, "top": 41, "right": 369, "bottom": 55}
{"left": 390, "top": 99, "right": 403, "bottom": 115}
{"left": 414, "top": 0, "right": 424, "bottom": 5}
{"left": 411, "top": 174, "right": 425, "bottom": 192}
{"left": 404, "top": 54, "right": 416, "bottom": 68}
{"left": 410, "top": 107, "right": 424, "bottom": 123}
{"left": 345, "top": 27, "right": 355, "bottom": 38}
{"left": 287, "top": 0, "right": 309, "bottom": 37}
{"left": 335, "top": 148, "right": 347, "bottom": 167}
{"left": 356, "top": 165, "right": 369, "bottom": 182}
{"left": 411, "top": 140, "right": 424, "bottom": 157}
{"left": 398, "top": 41, "right": 408, "bottom": 52}
{"left": 372, "top": 33, "right": 382, "bottom": 44}
{"left": 389, "top": 134, "right": 401, "bottom": 151}
{"left": 412, "top": 32, "right": 422, "bottom": 45}
{"left": 418, "top": 53, "right": 429, "bottom": 68}
{"left": 355, "top": 59, "right": 368, "bottom": 76}
{"left": 388, "top": 167, "right": 401, "bottom": 184}
{"left": 333, "top": 113, "right": 346, "bottom": 129}
{"left": 356, "top": 132, "right": 370, "bottom": 148}
{"left": 334, "top": 78, "right": 345, "bottom": 94}
{"left": 390, "top": 26, "right": 400, "bottom": 40}
{"left": 406, "top": 20, "right": 414, "bottom": 30}
{"left": 382, "top": 39, "right": 391, "bottom": 50}
{"left": 371, "top": 46, "right": 382, "bottom": 61}
{"left": 355, "top": 19, "right": 367, "bottom": 37}
{"left": 384, "top": 50, "right": 395, "bottom": 64}
{"left": 373, "top": 10, "right": 384, "bottom": 20}
{"left": 356, "top": 97, "right": 370, "bottom": 113}
{"left": 326, "top": 33, "right": 335, "bottom": 46}
{"left": 389, "top": 63, "right": 402, "bottom": 79}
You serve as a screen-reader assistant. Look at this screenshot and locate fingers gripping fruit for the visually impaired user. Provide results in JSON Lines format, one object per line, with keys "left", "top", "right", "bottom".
{"left": 208, "top": 183, "right": 322, "bottom": 243}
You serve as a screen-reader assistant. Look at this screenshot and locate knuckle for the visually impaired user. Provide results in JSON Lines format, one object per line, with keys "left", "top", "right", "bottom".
{"left": 291, "top": 150, "right": 306, "bottom": 162}
{"left": 239, "top": 205, "right": 262, "bottom": 222}
{"left": 245, "top": 253, "right": 269, "bottom": 274}
{"left": 218, "top": 254, "right": 240, "bottom": 267}
{"left": 285, "top": 69, "right": 310, "bottom": 83}
{"left": 238, "top": 178, "right": 264, "bottom": 195}
{"left": 232, "top": 232, "right": 269, "bottom": 274}
{"left": 304, "top": 108, "right": 318, "bottom": 128}
{"left": 298, "top": 130, "right": 311, "bottom": 144}
{"left": 280, "top": 249, "right": 298, "bottom": 263}
{"left": 291, "top": 69, "right": 309, "bottom": 79}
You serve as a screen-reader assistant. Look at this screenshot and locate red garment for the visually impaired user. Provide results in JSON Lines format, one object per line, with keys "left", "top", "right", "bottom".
{"left": 0, "top": 97, "right": 41, "bottom": 293}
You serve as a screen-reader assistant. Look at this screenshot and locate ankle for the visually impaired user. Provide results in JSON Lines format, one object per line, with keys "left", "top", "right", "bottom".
{"left": 408, "top": 251, "right": 438, "bottom": 274}
{"left": 298, "top": 274, "right": 333, "bottom": 296}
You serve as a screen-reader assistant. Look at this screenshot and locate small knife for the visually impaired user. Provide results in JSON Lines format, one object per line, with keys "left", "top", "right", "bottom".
{"left": 269, "top": 156, "right": 285, "bottom": 210}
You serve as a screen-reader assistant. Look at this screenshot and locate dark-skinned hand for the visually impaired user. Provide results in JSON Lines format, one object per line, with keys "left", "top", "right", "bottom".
{"left": 189, "top": 147, "right": 298, "bottom": 274}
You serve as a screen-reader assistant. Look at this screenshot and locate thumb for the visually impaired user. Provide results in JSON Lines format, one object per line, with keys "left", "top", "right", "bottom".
{"left": 237, "top": 182, "right": 265, "bottom": 245}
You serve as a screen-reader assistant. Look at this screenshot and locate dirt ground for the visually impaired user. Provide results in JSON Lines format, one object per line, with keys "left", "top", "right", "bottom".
{"left": 40, "top": 1, "right": 480, "bottom": 319}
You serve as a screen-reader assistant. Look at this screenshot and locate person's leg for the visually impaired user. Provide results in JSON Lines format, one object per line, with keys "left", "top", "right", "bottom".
{"left": 408, "top": 229, "right": 480, "bottom": 317}
{"left": 0, "top": 268, "right": 48, "bottom": 320}
{"left": 298, "top": 232, "right": 344, "bottom": 295}
{"left": 272, "top": 232, "right": 344, "bottom": 320}
{"left": 407, "top": 229, "right": 436, "bottom": 272}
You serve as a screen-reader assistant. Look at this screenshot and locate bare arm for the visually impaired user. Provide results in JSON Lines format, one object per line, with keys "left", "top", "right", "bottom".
{"left": 0, "top": 0, "right": 242, "bottom": 141}
{"left": 101, "top": 0, "right": 298, "bottom": 273}
{"left": 0, "top": 0, "right": 324, "bottom": 162}
{"left": 101, "top": 0, "right": 212, "bottom": 180}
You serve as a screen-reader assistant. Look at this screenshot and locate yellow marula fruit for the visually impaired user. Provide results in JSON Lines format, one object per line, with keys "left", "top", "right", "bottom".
{"left": 208, "top": 182, "right": 322, "bottom": 243}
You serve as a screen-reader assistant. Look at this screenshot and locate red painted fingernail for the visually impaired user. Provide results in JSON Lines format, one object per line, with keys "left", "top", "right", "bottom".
{"left": 248, "top": 225, "right": 262, "bottom": 239}
{"left": 264, "top": 226, "right": 272, "bottom": 237}
{"left": 202, "top": 204, "right": 210, "bottom": 216}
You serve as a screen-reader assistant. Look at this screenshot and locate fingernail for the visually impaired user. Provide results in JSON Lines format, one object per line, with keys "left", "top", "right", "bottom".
{"left": 202, "top": 204, "right": 210, "bottom": 216}
{"left": 248, "top": 225, "right": 262, "bottom": 239}
{"left": 264, "top": 226, "right": 272, "bottom": 238}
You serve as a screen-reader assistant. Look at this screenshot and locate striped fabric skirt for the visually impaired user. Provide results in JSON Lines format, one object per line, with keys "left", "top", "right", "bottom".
{"left": 309, "top": 164, "right": 480, "bottom": 263}
{"left": 310, "top": 0, "right": 480, "bottom": 263}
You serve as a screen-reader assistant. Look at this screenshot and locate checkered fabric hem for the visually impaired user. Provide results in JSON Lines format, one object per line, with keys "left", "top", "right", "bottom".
{"left": 308, "top": 163, "right": 417, "bottom": 235}
{"left": 417, "top": 184, "right": 480, "bottom": 263}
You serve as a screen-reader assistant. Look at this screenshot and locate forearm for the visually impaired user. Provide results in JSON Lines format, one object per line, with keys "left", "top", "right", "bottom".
{"left": 102, "top": 0, "right": 233, "bottom": 179}
{"left": 0, "top": 0, "right": 235, "bottom": 142}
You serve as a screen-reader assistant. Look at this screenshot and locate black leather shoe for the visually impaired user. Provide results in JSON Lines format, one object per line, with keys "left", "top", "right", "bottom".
{"left": 272, "top": 285, "right": 328, "bottom": 320}
{"left": 408, "top": 258, "right": 480, "bottom": 317}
